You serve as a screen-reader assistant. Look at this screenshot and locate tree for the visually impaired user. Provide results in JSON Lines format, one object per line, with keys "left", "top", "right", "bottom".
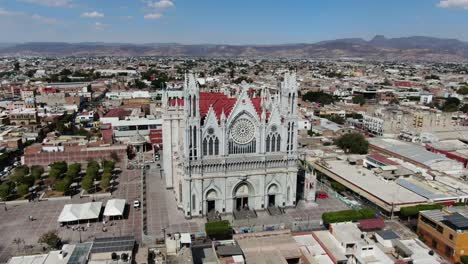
{"left": 335, "top": 133, "right": 369, "bottom": 154}
{"left": 457, "top": 86, "right": 468, "bottom": 95}
{"left": 461, "top": 104, "right": 468, "bottom": 114}
{"left": 81, "top": 176, "right": 93, "bottom": 191}
{"left": 38, "top": 230, "right": 61, "bottom": 249}
{"left": 352, "top": 95, "right": 366, "bottom": 106}
{"left": 55, "top": 178, "right": 71, "bottom": 193}
{"left": 441, "top": 97, "right": 461, "bottom": 112}
{"left": 48, "top": 168, "right": 63, "bottom": 179}
{"left": 0, "top": 183, "right": 11, "bottom": 200}
{"left": 66, "top": 163, "right": 81, "bottom": 179}
{"left": 100, "top": 172, "right": 111, "bottom": 191}
{"left": 302, "top": 91, "right": 335, "bottom": 105}
{"left": 30, "top": 165, "right": 44, "bottom": 180}
{"left": 17, "top": 184, "right": 29, "bottom": 196}
{"left": 50, "top": 161, "right": 68, "bottom": 175}
{"left": 110, "top": 152, "right": 120, "bottom": 162}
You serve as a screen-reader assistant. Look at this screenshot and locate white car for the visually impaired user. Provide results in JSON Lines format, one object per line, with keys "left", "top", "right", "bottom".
{"left": 133, "top": 200, "right": 140, "bottom": 208}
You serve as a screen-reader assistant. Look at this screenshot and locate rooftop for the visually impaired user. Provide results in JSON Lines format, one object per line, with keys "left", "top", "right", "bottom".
{"left": 321, "top": 159, "right": 427, "bottom": 205}
{"left": 369, "top": 138, "right": 450, "bottom": 166}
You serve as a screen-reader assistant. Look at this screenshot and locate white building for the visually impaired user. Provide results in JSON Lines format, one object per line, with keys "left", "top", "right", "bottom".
{"left": 363, "top": 114, "right": 384, "bottom": 136}
{"left": 162, "top": 73, "right": 299, "bottom": 217}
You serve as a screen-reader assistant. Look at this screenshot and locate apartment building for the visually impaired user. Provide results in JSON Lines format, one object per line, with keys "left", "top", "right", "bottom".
{"left": 417, "top": 207, "right": 468, "bottom": 263}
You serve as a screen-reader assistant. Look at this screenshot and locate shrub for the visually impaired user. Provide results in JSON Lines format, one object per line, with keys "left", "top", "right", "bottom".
{"left": 13, "top": 165, "right": 29, "bottom": 178}
{"left": 205, "top": 220, "right": 232, "bottom": 240}
{"left": 322, "top": 208, "right": 376, "bottom": 224}
{"left": 400, "top": 204, "right": 444, "bottom": 218}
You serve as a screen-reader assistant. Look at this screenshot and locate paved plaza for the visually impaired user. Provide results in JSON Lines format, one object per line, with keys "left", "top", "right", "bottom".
{"left": 0, "top": 167, "right": 142, "bottom": 263}
{"left": 0, "top": 159, "right": 351, "bottom": 263}
{"left": 145, "top": 163, "right": 205, "bottom": 240}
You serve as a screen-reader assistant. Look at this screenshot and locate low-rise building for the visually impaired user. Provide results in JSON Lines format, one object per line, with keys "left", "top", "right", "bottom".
{"left": 417, "top": 207, "right": 468, "bottom": 263}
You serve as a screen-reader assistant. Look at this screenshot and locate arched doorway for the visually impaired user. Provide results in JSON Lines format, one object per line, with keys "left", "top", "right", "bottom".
{"left": 267, "top": 184, "right": 279, "bottom": 207}
{"left": 234, "top": 183, "right": 250, "bottom": 211}
{"left": 206, "top": 189, "right": 218, "bottom": 213}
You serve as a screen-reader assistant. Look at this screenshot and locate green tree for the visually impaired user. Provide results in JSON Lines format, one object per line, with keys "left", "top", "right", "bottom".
{"left": 81, "top": 176, "right": 93, "bottom": 191}
{"left": 38, "top": 230, "right": 61, "bottom": 249}
{"left": 30, "top": 165, "right": 44, "bottom": 180}
{"left": 17, "top": 184, "right": 29, "bottom": 196}
{"left": 441, "top": 97, "right": 461, "bottom": 112}
{"left": 55, "top": 178, "right": 71, "bottom": 193}
{"left": 461, "top": 104, "right": 468, "bottom": 114}
{"left": 48, "top": 168, "right": 63, "bottom": 179}
{"left": 302, "top": 91, "right": 335, "bottom": 105}
{"left": 457, "top": 86, "right": 468, "bottom": 95}
{"left": 0, "top": 183, "right": 11, "bottom": 200}
{"left": 352, "top": 95, "right": 366, "bottom": 106}
{"left": 335, "top": 133, "right": 369, "bottom": 154}
{"left": 50, "top": 161, "right": 68, "bottom": 175}
{"left": 100, "top": 172, "right": 111, "bottom": 191}
{"left": 66, "top": 163, "right": 81, "bottom": 179}
{"left": 12, "top": 165, "right": 29, "bottom": 179}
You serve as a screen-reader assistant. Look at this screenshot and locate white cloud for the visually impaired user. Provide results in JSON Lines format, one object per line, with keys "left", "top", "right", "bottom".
{"left": 0, "top": 8, "right": 21, "bottom": 16}
{"left": 144, "top": 13, "right": 162, "bottom": 20}
{"left": 438, "top": 0, "right": 468, "bottom": 9}
{"left": 81, "top": 11, "right": 104, "bottom": 18}
{"left": 20, "top": 0, "right": 74, "bottom": 8}
{"left": 31, "top": 14, "right": 58, "bottom": 24}
{"left": 146, "top": 0, "right": 174, "bottom": 9}
{"left": 94, "top": 22, "right": 110, "bottom": 30}
{"left": 0, "top": 8, "right": 58, "bottom": 24}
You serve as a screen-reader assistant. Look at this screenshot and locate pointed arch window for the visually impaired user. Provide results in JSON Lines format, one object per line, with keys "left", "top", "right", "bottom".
{"left": 203, "top": 134, "right": 219, "bottom": 157}
{"left": 266, "top": 135, "right": 270, "bottom": 152}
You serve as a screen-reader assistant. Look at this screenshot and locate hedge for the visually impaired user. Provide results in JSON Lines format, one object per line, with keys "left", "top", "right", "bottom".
{"left": 205, "top": 220, "right": 232, "bottom": 240}
{"left": 322, "top": 208, "right": 375, "bottom": 224}
{"left": 400, "top": 204, "right": 444, "bottom": 218}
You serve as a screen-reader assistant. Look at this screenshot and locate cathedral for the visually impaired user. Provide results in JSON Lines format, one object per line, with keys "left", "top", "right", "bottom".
{"left": 162, "top": 72, "right": 299, "bottom": 218}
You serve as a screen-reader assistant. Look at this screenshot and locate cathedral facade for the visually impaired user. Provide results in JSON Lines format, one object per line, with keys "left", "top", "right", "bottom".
{"left": 162, "top": 72, "right": 299, "bottom": 218}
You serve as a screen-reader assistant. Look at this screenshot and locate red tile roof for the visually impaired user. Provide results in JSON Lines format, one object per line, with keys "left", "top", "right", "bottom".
{"left": 169, "top": 92, "right": 264, "bottom": 122}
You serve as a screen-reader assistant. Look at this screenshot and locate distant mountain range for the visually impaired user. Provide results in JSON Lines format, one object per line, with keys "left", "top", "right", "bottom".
{"left": 1, "top": 35, "right": 468, "bottom": 61}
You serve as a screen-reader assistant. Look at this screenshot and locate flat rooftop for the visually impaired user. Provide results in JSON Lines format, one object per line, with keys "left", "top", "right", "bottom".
{"left": 369, "top": 138, "right": 450, "bottom": 166}
{"left": 320, "top": 159, "right": 427, "bottom": 205}
{"left": 234, "top": 230, "right": 301, "bottom": 264}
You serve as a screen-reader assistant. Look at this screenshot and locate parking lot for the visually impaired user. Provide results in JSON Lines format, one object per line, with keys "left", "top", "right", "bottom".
{"left": 0, "top": 167, "right": 142, "bottom": 263}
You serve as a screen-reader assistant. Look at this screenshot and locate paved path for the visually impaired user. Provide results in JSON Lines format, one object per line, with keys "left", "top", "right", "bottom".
{"left": 145, "top": 163, "right": 205, "bottom": 241}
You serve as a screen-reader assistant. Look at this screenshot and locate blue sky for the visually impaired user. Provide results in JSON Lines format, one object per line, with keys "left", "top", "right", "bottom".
{"left": 1, "top": 0, "right": 468, "bottom": 44}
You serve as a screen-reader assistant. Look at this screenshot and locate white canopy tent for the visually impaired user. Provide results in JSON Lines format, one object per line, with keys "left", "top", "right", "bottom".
{"left": 104, "top": 199, "right": 126, "bottom": 217}
{"left": 58, "top": 202, "right": 103, "bottom": 223}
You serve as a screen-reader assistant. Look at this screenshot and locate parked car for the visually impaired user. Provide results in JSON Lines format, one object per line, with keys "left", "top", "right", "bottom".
{"left": 133, "top": 200, "right": 140, "bottom": 208}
